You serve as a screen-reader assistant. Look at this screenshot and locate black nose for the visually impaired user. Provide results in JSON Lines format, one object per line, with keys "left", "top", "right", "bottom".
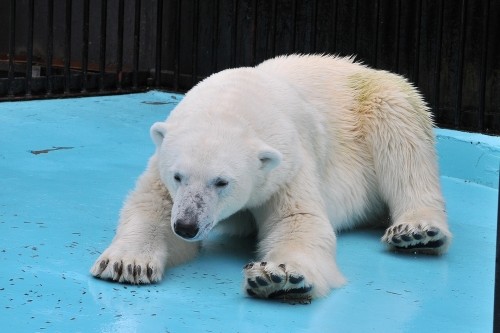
{"left": 173, "top": 219, "right": 200, "bottom": 239}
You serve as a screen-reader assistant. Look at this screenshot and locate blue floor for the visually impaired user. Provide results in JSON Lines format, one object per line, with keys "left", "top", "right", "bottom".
{"left": 0, "top": 91, "right": 498, "bottom": 333}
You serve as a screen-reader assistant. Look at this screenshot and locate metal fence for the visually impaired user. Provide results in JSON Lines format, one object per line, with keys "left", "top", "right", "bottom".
{"left": 0, "top": 0, "right": 498, "bottom": 135}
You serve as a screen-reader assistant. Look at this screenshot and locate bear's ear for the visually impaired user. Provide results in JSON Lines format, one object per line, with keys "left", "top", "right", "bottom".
{"left": 150, "top": 122, "right": 168, "bottom": 147}
{"left": 258, "top": 146, "right": 282, "bottom": 172}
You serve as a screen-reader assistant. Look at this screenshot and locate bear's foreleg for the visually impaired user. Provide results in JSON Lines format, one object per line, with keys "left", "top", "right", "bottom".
{"left": 244, "top": 185, "right": 346, "bottom": 300}
{"left": 90, "top": 155, "right": 199, "bottom": 283}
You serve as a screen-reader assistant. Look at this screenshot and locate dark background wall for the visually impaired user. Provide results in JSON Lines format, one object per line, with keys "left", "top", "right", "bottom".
{"left": 0, "top": 0, "right": 499, "bottom": 134}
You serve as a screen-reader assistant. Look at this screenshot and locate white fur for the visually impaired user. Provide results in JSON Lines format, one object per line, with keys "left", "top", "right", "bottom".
{"left": 91, "top": 55, "right": 451, "bottom": 299}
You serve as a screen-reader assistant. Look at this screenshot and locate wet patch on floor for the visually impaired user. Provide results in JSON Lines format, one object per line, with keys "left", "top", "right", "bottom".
{"left": 30, "top": 146, "right": 74, "bottom": 155}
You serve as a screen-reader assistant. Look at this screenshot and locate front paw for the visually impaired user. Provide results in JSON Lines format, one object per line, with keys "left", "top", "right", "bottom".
{"left": 90, "top": 242, "right": 166, "bottom": 284}
{"left": 243, "top": 261, "right": 313, "bottom": 303}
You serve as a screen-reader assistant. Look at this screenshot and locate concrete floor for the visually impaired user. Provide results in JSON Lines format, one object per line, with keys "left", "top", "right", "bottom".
{"left": 0, "top": 91, "right": 498, "bottom": 333}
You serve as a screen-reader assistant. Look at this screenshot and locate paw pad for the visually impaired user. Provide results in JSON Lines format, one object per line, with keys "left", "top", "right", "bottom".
{"left": 243, "top": 261, "right": 313, "bottom": 302}
{"left": 382, "top": 223, "right": 449, "bottom": 254}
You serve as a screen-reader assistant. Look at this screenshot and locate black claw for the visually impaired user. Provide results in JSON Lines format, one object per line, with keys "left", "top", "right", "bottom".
{"left": 289, "top": 275, "right": 304, "bottom": 284}
{"left": 136, "top": 265, "right": 141, "bottom": 277}
{"left": 270, "top": 274, "right": 282, "bottom": 283}
{"left": 127, "top": 264, "right": 133, "bottom": 275}
{"left": 113, "top": 261, "right": 123, "bottom": 275}
{"left": 391, "top": 236, "right": 402, "bottom": 244}
{"left": 99, "top": 260, "right": 108, "bottom": 271}
{"left": 146, "top": 265, "right": 153, "bottom": 279}
{"left": 247, "top": 278, "right": 258, "bottom": 288}
{"left": 278, "top": 264, "right": 286, "bottom": 270}
{"left": 247, "top": 289, "right": 257, "bottom": 297}
{"left": 401, "top": 234, "right": 412, "bottom": 242}
{"left": 256, "top": 277, "right": 269, "bottom": 286}
{"left": 426, "top": 228, "right": 439, "bottom": 237}
{"left": 260, "top": 262, "right": 267, "bottom": 266}
{"left": 244, "top": 263, "right": 254, "bottom": 270}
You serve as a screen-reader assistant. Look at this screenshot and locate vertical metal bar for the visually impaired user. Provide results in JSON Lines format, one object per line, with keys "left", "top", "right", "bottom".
{"left": 270, "top": 0, "right": 277, "bottom": 56}
{"left": 155, "top": 0, "right": 163, "bottom": 87}
{"left": 191, "top": 0, "right": 199, "bottom": 86}
{"left": 412, "top": 0, "right": 422, "bottom": 85}
{"left": 7, "top": 0, "right": 16, "bottom": 97}
{"left": 25, "top": 0, "right": 34, "bottom": 97}
{"left": 81, "top": 0, "right": 90, "bottom": 93}
{"left": 332, "top": 0, "right": 338, "bottom": 51}
{"left": 116, "top": 0, "right": 124, "bottom": 91}
{"left": 133, "top": 0, "right": 142, "bottom": 90}
{"left": 211, "top": 0, "right": 219, "bottom": 73}
{"left": 374, "top": 0, "right": 380, "bottom": 66}
{"left": 395, "top": 0, "right": 401, "bottom": 72}
{"left": 353, "top": 0, "right": 358, "bottom": 54}
{"left": 99, "top": 0, "right": 107, "bottom": 92}
{"left": 478, "top": 0, "right": 490, "bottom": 132}
{"left": 311, "top": 0, "right": 318, "bottom": 52}
{"left": 292, "top": 0, "right": 297, "bottom": 51}
{"left": 46, "top": 0, "right": 54, "bottom": 96}
{"left": 433, "top": 0, "right": 444, "bottom": 118}
{"left": 173, "top": 0, "right": 181, "bottom": 91}
{"left": 64, "top": 0, "right": 73, "bottom": 94}
{"left": 251, "top": 0, "right": 257, "bottom": 65}
{"left": 455, "top": 0, "right": 467, "bottom": 129}
{"left": 231, "top": 0, "right": 238, "bottom": 67}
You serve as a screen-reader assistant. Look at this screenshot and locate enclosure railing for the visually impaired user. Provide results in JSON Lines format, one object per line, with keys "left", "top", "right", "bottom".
{"left": 1, "top": 0, "right": 152, "bottom": 98}
{"left": 1, "top": 0, "right": 499, "bottom": 135}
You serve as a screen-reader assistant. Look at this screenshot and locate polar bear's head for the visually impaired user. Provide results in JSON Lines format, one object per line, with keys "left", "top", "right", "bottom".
{"left": 150, "top": 121, "right": 282, "bottom": 241}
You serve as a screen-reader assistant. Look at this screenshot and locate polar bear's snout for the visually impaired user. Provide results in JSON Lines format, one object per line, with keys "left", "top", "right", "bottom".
{"left": 171, "top": 187, "right": 217, "bottom": 241}
{"left": 173, "top": 216, "right": 200, "bottom": 239}
{"left": 172, "top": 204, "right": 208, "bottom": 241}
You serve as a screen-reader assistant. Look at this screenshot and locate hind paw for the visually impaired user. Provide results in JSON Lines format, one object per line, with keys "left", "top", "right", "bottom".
{"left": 382, "top": 223, "right": 450, "bottom": 255}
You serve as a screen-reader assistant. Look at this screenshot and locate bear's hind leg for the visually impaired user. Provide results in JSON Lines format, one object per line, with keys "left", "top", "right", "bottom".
{"left": 369, "top": 98, "right": 451, "bottom": 254}
{"left": 381, "top": 208, "right": 450, "bottom": 254}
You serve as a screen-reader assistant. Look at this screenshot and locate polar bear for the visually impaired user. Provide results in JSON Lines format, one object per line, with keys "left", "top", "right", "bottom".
{"left": 91, "top": 54, "right": 451, "bottom": 300}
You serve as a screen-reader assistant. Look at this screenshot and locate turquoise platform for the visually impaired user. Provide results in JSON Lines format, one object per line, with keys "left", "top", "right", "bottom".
{"left": 0, "top": 91, "right": 498, "bottom": 332}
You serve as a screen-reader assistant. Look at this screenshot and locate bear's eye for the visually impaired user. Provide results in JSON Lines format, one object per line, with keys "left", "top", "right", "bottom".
{"left": 173, "top": 173, "right": 182, "bottom": 183}
{"left": 214, "top": 178, "right": 228, "bottom": 188}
